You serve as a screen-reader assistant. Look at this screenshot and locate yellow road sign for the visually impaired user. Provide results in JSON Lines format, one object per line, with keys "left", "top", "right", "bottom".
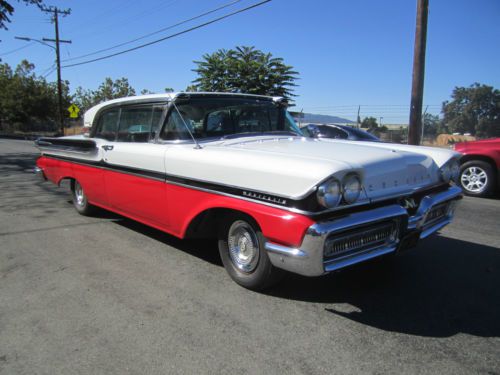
{"left": 68, "top": 104, "right": 80, "bottom": 118}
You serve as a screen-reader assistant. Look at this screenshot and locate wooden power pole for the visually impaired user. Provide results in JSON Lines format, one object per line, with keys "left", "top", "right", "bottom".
{"left": 408, "top": 0, "right": 429, "bottom": 145}
{"left": 42, "top": 6, "right": 71, "bottom": 136}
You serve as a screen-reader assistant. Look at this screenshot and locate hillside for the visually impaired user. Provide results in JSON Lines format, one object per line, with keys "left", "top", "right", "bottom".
{"left": 299, "top": 113, "right": 354, "bottom": 124}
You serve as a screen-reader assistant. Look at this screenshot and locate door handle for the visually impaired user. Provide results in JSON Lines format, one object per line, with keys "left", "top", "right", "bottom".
{"left": 102, "top": 145, "right": 114, "bottom": 151}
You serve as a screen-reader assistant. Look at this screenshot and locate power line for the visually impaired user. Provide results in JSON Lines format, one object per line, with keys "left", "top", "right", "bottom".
{"left": 68, "top": 0, "right": 179, "bottom": 41}
{"left": 62, "top": 0, "right": 271, "bottom": 68}
{"left": 63, "top": 0, "right": 245, "bottom": 62}
{"left": 42, "top": 65, "right": 57, "bottom": 79}
{"left": 0, "top": 42, "right": 35, "bottom": 56}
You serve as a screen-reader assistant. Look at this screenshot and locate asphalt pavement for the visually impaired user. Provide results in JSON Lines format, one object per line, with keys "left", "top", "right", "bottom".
{"left": 1, "top": 139, "right": 499, "bottom": 374}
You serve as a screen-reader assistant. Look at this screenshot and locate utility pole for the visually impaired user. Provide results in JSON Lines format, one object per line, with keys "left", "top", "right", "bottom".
{"left": 357, "top": 105, "right": 361, "bottom": 128}
{"left": 408, "top": 0, "right": 428, "bottom": 145}
{"left": 42, "top": 6, "right": 71, "bottom": 136}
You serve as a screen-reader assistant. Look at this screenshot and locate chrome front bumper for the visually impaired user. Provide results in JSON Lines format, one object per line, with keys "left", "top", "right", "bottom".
{"left": 265, "top": 185, "right": 462, "bottom": 277}
{"left": 34, "top": 166, "right": 46, "bottom": 182}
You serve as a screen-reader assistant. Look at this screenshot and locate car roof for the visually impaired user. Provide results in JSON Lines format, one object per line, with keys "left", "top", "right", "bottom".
{"left": 83, "top": 92, "right": 283, "bottom": 127}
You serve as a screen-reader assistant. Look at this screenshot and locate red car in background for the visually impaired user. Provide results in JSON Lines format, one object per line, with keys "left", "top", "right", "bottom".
{"left": 454, "top": 138, "right": 500, "bottom": 197}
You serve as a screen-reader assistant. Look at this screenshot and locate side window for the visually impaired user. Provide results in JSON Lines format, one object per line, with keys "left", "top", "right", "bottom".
{"left": 161, "top": 110, "right": 192, "bottom": 141}
{"left": 94, "top": 109, "right": 120, "bottom": 141}
{"left": 150, "top": 106, "right": 164, "bottom": 139}
{"left": 318, "top": 125, "right": 348, "bottom": 139}
{"left": 117, "top": 106, "right": 155, "bottom": 143}
{"left": 206, "top": 110, "right": 232, "bottom": 136}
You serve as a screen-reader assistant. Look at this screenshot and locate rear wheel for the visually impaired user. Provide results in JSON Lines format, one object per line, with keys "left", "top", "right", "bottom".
{"left": 218, "top": 214, "right": 284, "bottom": 291}
{"left": 71, "top": 180, "right": 96, "bottom": 215}
{"left": 459, "top": 160, "right": 495, "bottom": 197}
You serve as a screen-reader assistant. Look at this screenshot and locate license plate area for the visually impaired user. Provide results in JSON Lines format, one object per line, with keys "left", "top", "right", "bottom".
{"left": 398, "top": 231, "right": 421, "bottom": 251}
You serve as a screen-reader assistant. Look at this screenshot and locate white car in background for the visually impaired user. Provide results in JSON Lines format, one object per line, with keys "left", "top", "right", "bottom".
{"left": 35, "top": 92, "right": 462, "bottom": 290}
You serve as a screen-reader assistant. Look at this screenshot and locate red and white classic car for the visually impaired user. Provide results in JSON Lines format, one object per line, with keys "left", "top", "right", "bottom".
{"left": 35, "top": 93, "right": 462, "bottom": 290}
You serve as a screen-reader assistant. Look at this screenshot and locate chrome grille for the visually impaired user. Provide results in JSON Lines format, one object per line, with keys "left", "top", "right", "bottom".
{"left": 324, "top": 221, "right": 398, "bottom": 259}
{"left": 423, "top": 202, "right": 450, "bottom": 227}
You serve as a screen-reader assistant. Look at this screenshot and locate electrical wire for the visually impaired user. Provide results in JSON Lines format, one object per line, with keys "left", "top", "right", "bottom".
{"left": 67, "top": 0, "right": 180, "bottom": 41}
{"left": 0, "top": 42, "right": 36, "bottom": 56}
{"left": 62, "top": 0, "right": 245, "bottom": 62}
{"left": 42, "top": 66, "right": 57, "bottom": 79}
{"left": 62, "top": 0, "right": 271, "bottom": 69}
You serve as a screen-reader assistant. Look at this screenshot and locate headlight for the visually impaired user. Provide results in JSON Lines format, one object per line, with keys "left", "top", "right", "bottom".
{"left": 342, "top": 174, "right": 361, "bottom": 204}
{"left": 317, "top": 178, "right": 341, "bottom": 208}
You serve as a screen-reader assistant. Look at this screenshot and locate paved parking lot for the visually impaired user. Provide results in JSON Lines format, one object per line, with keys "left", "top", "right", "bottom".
{"left": 1, "top": 139, "right": 499, "bottom": 374}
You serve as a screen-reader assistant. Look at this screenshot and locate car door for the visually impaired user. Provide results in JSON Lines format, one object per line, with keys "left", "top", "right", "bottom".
{"left": 98, "top": 104, "right": 170, "bottom": 228}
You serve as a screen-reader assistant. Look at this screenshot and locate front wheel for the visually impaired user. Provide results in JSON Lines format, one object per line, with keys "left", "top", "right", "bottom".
{"left": 459, "top": 160, "right": 496, "bottom": 197}
{"left": 218, "top": 214, "right": 284, "bottom": 291}
{"left": 71, "top": 180, "right": 96, "bottom": 216}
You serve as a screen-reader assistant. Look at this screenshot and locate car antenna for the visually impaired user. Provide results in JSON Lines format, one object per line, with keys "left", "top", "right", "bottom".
{"left": 172, "top": 101, "right": 202, "bottom": 149}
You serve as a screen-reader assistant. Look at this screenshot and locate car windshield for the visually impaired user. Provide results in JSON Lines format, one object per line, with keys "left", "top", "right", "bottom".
{"left": 160, "top": 97, "right": 303, "bottom": 141}
{"left": 341, "top": 126, "right": 380, "bottom": 141}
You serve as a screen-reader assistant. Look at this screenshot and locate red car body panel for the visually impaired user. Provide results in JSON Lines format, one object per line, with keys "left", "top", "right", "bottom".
{"left": 454, "top": 138, "right": 500, "bottom": 169}
{"left": 36, "top": 156, "right": 315, "bottom": 248}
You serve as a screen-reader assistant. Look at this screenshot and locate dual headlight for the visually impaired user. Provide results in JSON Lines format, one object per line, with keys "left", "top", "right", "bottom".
{"left": 317, "top": 174, "right": 362, "bottom": 209}
{"left": 440, "top": 159, "right": 460, "bottom": 183}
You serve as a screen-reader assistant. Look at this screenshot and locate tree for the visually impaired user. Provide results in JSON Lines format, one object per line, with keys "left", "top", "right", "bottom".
{"left": 191, "top": 46, "right": 299, "bottom": 101}
{"left": 0, "top": 60, "right": 67, "bottom": 132}
{"left": 441, "top": 83, "right": 500, "bottom": 138}
{"left": 361, "top": 116, "right": 378, "bottom": 130}
{"left": 1, "top": 0, "right": 44, "bottom": 30}
{"left": 423, "top": 113, "right": 441, "bottom": 137}
{"left": 74, "top": 77, "right": 136, "bottom": 113}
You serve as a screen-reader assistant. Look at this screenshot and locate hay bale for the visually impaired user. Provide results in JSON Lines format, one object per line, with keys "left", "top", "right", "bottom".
{"left": 435, "top": 134, "right": 476, "bottom": 146}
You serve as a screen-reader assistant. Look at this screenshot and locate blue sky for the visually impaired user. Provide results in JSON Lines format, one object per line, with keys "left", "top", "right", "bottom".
{"left": 1, "top": 0, "right": 499, "bottom": 123}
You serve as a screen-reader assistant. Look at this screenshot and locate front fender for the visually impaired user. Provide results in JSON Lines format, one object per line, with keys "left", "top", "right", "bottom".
{"left": 166, "top": 182, "right": 315, "bottom": 248}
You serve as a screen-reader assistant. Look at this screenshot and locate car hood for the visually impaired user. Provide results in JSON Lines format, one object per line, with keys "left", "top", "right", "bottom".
{"left": 165, "top": 136, "right": 458, "bottom": 200}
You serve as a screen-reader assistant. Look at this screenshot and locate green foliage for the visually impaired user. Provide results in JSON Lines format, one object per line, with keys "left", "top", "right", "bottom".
{"left": 423, "top": 113, "right": 440, "bottom": 136}
{"left": 74, "top": 77, "right": 136, "bottom": 113}
{"left": 441, "top": 83, "right": 500, "bottom": 138}
{"left": 361, "top": 116, "right": 378, "bottom": 130}
{"left": 0, "top": 60, "right": 69, "bottom": 132}
{"left": 191, "top": 46, "right": 299, "bottom": 101}
{"left": 0, "top": 0, "right": 44, "bottom": 29}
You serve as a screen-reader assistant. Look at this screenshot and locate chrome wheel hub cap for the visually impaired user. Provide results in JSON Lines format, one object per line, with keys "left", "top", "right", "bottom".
{"left": 75, "top": 182, "right": 85, "bottom": 206}
{"left": 461, "top": 166, "right": 488, "bottom": 193}
{"left": 227, "top": 221, "right": 260, "bottom": 273}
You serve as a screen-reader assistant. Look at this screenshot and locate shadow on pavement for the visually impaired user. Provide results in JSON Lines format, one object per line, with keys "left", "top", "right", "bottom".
{"left": 266, "top": 235, "right": 500, "bottom": 338}
{"left": 110, "top": 213, "right": 500, "bottom": 338}
{"left": 115, "top": 218, "right": 223, "bottom": 267}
